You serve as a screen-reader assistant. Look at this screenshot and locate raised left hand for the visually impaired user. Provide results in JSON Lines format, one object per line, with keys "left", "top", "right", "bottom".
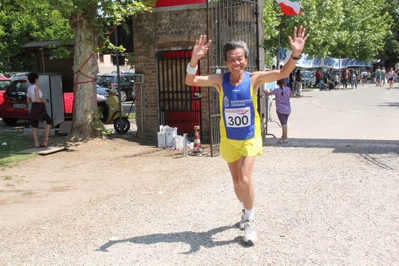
{"left": 288, "top": 26, "right": 309, "bottom": 54}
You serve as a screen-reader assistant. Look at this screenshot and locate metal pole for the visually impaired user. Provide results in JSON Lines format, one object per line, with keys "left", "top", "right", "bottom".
{"left": 277, "top": 27, "right": 281, "bottom": 69}
{"left": 115, "top": 28, "right": 122, "bottom": 126}
{"left": 183, "top": 133, "right": 188, "bottom": 157}
{"left": 141, "top": 84, "right": 143, "bottom": 138}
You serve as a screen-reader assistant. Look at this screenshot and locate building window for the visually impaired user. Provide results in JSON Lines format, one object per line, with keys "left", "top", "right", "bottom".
{"left": 112, "top": 55, "right": 125, "bottom": 66}
{"left": 99, "top": 54, "right": 104, "bottom": 63}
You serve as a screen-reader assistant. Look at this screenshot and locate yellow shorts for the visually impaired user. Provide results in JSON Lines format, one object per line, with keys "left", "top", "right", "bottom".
{"left": 220, "top": 135, "right": 263, "bottom": 163}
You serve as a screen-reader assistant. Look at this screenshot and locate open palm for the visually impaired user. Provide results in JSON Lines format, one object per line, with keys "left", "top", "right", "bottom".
{"left": 288, "top": 26, "right": 309, "bottom": 53}
{"left": 192, "top": 35, "right": 212, "bottom": 60}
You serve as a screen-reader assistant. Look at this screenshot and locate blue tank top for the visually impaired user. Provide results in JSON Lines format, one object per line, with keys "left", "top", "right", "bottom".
{"left": 219, "top": 72, "right": 260, "bottom": 140}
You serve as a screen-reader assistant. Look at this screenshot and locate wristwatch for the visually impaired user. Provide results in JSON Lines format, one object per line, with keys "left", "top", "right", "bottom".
{"left": 291, "top": 55, "right": 302, "bottom": 60}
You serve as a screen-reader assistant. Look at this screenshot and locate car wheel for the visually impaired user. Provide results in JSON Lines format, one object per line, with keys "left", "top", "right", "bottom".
{"left": 2, "top": 118, "right": 18, "bottom": 125}
{"left": 120, "top": 90, "right": 127, "bottom": 102}
{"left": 114, "top": 117, "right": 130, "bottom": 134}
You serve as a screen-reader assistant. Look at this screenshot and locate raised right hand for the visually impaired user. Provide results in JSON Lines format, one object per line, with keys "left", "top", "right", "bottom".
{"left": 192, "top": 35, "right": 212, "bottom": 61}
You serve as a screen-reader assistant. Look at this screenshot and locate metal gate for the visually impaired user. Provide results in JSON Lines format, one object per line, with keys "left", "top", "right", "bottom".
{"left": 206, "top": 0, "right": 262, "bottom": 156}
{"left": 157, "top": 50, "right": 201, "bottom": 140}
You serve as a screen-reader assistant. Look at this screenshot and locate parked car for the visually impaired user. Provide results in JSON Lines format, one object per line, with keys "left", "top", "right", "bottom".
{"left": 301, "top": 71, "right": 316, "bottom": 88}
{"left": 0, "top": 77, "right": 12, "bottom": 105}
{"left": 11, "top": 72, "right": 29, "bottom": 81}
{"left": 97, "top": 72, "right": 135, "bottom": 102}
{"left": 0, "top": 79, "right": 110, "bottom": 125}
{"left": 0, "top": 77, "right": 11, "bottom": 90}
{"left": 0, "top": 79, "right": 29, "bottom": 125}
{"left": 63, "top": 86, "right": 107, "bottom": 120}
{"left": 96, "top": 84, "right": 108, "bottom": 103}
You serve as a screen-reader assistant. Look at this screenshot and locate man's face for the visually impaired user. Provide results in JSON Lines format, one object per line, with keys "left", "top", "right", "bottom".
{"left": 225, "top": 48, "right": 247, "bottom": 75}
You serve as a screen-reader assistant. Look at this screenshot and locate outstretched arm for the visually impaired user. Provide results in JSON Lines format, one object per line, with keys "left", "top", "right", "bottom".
{"left": 252, "top": 26, "right": 309, "bottom": 90}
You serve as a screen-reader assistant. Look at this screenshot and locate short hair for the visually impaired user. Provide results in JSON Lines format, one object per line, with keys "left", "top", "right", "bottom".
{"left": 223, "top": 41, "right": 249, "bottom": 62}
{"left": 28, "top": 72, "right": 38, "bottom": 84}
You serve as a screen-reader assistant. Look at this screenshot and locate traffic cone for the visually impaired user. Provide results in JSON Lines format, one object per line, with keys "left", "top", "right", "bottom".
{"left": 193, "top": 125, "right": 201, "bottom": 154}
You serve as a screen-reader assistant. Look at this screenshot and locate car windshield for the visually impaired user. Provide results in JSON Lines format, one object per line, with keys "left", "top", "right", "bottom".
{"left": 0, "top": 80, "right": 11, "bottom": 90}
{"left": 11, "top": 74, "right": 28, "bottom": 81}
{"left": 6, "top": 81, "right": 28, "bottom": 101}
{"left": 96, "top": 85, "right": 108, "bottom": 96}
{"left": 97, "top": 76, "right": 116, "bottom": 85}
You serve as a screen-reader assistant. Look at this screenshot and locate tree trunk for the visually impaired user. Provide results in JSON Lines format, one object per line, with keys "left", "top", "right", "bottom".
{"left": 68, "top": 9, "right": 104, "bottom": 141}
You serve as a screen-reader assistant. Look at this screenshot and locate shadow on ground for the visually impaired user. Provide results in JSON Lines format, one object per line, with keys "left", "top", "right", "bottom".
{"left": 96, "top": 225, "right": 247, "bottom": 254}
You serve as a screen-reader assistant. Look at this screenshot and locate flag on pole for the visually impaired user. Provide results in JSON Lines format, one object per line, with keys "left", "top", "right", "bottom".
{"left": 275, "top": 0, "right": 302, "bottom": 16}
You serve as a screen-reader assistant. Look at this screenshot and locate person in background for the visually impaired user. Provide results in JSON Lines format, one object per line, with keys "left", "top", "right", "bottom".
{"left": 318, "top": 78, "right": 329, "bottom": 91}
{"left": 315, "top": 69, "right": 322, "bottom": 86}
{"left": 381, "top": 67, "right": 386, "bottom": 87}
{"left": 264, "top": 78, "right": 292, "bottom": 144}
{"left": 356, "top": 69, "right": 361, "bottom": 84}
{"left": 294, "top": 69, "right": 302, "bottom": 97}
{"left": 367, "top": 70, "right": 371, "bottom": 84}
{"left": 361, "top": 70, "right": 368, "bottom": 86}
{"left": 185, "top": 26, "right": 308, "bottom": 246}
{"left": 350, "top": 70, "right": 358, "bottom": 89}
{"left": 281, "top": 63, "right": 290, "bottom": 89}
{"left": 342, "top": 68, "right": 350, "bottom": 89}
{"left": 289, "top": 69, "right": 295, "bottom": 93}
{"left": 26, "top": 72, "right": 52, "bottom": 148}
{"left": 375, "top": 66, "right": 381, "bottom": 86}
{"left": 387, "top": 67, "right": 397, "bottom": 89}
{"left": 334, "top": 72, "right": 340, "bottom": 89}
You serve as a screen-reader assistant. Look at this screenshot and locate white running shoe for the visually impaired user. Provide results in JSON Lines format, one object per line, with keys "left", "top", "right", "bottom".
{"left": 243, "top": 219, "right": 257, "bottom": 245}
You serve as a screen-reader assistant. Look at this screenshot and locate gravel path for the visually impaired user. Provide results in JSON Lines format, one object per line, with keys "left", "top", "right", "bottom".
{"left": 1, "top": 138, "right": 398, "bottom": 265}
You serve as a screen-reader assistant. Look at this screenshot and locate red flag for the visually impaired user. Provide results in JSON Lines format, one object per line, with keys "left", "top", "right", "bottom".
{"left": 275, "top": 0, "right": 302, "bottom": 16}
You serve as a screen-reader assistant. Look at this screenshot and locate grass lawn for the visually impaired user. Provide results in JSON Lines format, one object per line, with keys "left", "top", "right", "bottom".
{"left": 0, "top": 130, "right": 37, "bottom": 169}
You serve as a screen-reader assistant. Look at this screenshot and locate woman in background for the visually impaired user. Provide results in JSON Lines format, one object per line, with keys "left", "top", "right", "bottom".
{"left": 26, "top": 72, "right": 52, "bottom": 148}
{"left": 294, "top": 69, "right": 302, "bottom": 97}
{"left": 264, "top": 78, "right": 292, "bottom": 143}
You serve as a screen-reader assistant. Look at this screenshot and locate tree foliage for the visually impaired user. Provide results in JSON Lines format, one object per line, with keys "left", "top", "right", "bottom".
{"left": 0, "top": 0, "right": 73, "bottom": 72}
{"left": 379, "top": 0, "right": 399, "bottom": 67}
{"left": 1, "top": 0, "right": 154, "bottom": 141}
{"left": 263, "top": 0, "right": 396, "bottom": 62}
{"left": 51, "top": 0, "right": 154, "bottom": 141}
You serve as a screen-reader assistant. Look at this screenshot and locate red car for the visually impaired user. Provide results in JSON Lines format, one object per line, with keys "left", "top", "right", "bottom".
{"left": 0, "top": 78, "right": 102, "bottom": 125}
{"left": 0, "top": 77, "right": 12, "bottom": 106}
{"left": 0, "top": 79, "right": 29, "bottom": 125}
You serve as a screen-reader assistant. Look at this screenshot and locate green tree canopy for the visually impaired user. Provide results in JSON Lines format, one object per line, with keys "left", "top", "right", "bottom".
{"left": 263, "top": 0, "right": 395, "bottom": 61}
{"left": 1, "top": 0, "right": 154, "bottom": 141}
{"left": 0, "top": 0, "right": 74, "bottom": 72}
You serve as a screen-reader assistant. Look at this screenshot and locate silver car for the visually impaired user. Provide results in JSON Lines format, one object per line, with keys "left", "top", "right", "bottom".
{"left": 301, "top": 71, "right": 316, "bottom": 88}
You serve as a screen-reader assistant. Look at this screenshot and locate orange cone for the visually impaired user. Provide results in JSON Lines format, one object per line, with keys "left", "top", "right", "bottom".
{"left": 193, "top": 125, "right": 201, "bottom": 154}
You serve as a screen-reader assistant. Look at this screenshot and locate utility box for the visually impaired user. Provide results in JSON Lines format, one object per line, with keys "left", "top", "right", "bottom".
{"left": 37, "top": 74, "right": 65, "bottom": 127}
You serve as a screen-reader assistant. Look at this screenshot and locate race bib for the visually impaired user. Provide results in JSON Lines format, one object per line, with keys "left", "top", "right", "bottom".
{"left": 224, "top": 107, "right": 251, "bottom": 128}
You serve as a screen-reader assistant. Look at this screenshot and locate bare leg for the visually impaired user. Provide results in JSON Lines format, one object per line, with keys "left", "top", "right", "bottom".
{"left": 228, "top": 156, "right": 255, "bottom": 210}
{"left": 32, "top": 127, "right": 40, "bottom": 147}
{"left": 43, "top": 124, "right": 51, "bottom": 146}
{"left": 44, "top": 124, "right": 51, "bottom": 140}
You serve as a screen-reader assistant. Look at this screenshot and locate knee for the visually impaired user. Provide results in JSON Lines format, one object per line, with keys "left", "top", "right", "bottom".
{"left": 238, "top": 176, "right": 252, "bottom": 187}
{"left": 45, "top": 116, "right": 52, "bottom": 125}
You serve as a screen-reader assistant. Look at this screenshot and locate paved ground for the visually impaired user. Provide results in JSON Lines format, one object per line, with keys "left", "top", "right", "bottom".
{"left": 264, "top": 81, "right": 399, "bottom": 146}
{"left": 0, "top": 81, "right": 398, "bottom": 265}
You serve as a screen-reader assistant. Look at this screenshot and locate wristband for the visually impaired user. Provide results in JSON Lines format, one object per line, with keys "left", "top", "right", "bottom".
{"left": 291, "top": 55, "right": 302, "bottom": 60}
{"left": 186, "top": 64, "right": 198, "bottom": 75}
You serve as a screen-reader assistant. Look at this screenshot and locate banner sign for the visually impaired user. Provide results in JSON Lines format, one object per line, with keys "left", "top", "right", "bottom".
{"left": 279, "top": 48, "right": 372, "bottom": 69}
